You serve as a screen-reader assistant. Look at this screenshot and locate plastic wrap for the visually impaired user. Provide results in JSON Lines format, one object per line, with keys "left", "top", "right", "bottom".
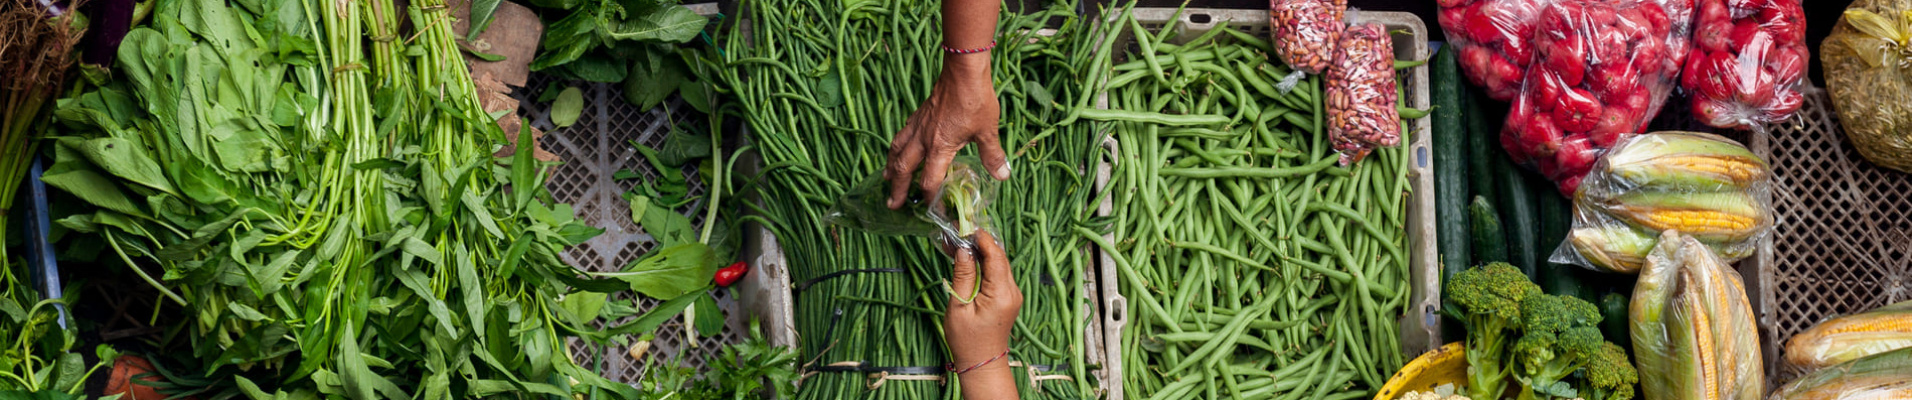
{"left": 1824, "top": 3, "right": 1912, "bottom": 173}
{"left": 1783, "top": 300, "right": 1912, "bottom": 373}
{"left": 1771, "top": 347, "right": 1912, "bottom": 400}
{"left": 1325, "top": 23, "right": 1401, "bottom": 166}
{"left": 825, "top": 157, "right": 999, "bottom": 252}
{"left": 1501, "top": 0, "right": 1693, "bottom": 196}
{"left": 1629, "top": 230, "right": 1763, "bottom": 400}
{"left": 1270, "top": 0, "right": 1345, "bottom": 74}
{"left": 1552, "top": 131, "right": 1774, "bottom": 273}
{"left": 1683, "top": 0, "right": 1809, "bottom": 130}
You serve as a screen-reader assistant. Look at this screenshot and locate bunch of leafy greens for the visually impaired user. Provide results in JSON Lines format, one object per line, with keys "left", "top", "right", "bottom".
{"left": 0, "top": 271, "right": 116, "bottom": 398}
{"left": 634, "top": 320, "right": 799, "bottom": 400}
{"left": 507, "top": 0, "right": 710, "bottom": 111}
{"left": 37, "top": 0, "right": 729, "bottom": 397}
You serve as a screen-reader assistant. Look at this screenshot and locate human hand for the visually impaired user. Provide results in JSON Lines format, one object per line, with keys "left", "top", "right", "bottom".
{"left": 885, "top": 54, "right": 1010, "bottom": 210}
{"left": 944, "top": 231, "right": 1020, "bottom": 377}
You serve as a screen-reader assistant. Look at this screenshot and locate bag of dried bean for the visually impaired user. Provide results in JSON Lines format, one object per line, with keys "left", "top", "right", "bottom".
{"left": 1683, "top": 0, "right": 1808, "bottom": 130}
{"left": 1502, "top": 0, "right": 1691, "bottom": 195}
{"left": 1326, "top": 23, "right": 1401, "bottom": 165}
{"left": 1270, "top": 0, "right": 1345, "bottom": 74}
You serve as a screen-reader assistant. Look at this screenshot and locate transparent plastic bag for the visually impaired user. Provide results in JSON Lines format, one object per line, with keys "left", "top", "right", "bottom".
{"left": 1437, "top": 0, "right": 1557, "bottom": 100}
{"left": 1783, "top": 300, "right": 1912, "bottom": 373}
{"left": 1629, "top": 231, "right": 1763, "bottom": 400}
{"left": 1683, "top": 0, "right": 1808, "bottom": 130}
{"left": 1325, "top": 23, "right": 1401, "bottom": 166}
{"left": 1501, "top": 0, "right": 1692, "bottom": 196}
{"left": 1551, "top": 131, "right": 1774, "bottom": 273}
{"left": 1823, "top": 3, "right": 1912, "bottom": 173}
{"left": 1270, "top": 0, "right": 1345, "bottom": 74}
{"left": 1771, "top": 347, "right": 1912, "bottom": 400}
{"left": 824, "top": 157, "right": 999, "bottom": 252}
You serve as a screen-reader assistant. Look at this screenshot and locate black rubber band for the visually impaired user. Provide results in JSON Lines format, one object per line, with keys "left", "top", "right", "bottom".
{"left": 794, "top": 268, "right": 906, "bottom": 294}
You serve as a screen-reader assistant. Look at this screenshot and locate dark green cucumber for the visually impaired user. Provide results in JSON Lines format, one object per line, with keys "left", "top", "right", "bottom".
{"left": 1496, "top": 157, "right": 1541, "bottom": 281}
{"left": 1432, "top": 45, "right": 1471, "bottom": 279}
{"left": 1470, "top": 196, "right": 1508, "bottom": 265}
{"left": 1534, "top": 175, "right": 1585, "bottom": 299}
{"left": 1600, "top": 292, "right": 1631, "bottom": 351}
{"left": 1465, "top": 89, "right": 1498, "bottom": 204}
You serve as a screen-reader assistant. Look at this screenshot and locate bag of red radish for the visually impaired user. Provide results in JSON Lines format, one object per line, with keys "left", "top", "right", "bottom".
{"left": 1502, "top": 0, "right": 1691, "bottom": 195}
{"left": 1683, "top": 0, "right": 1808, "bottom": 130}
{"left": 1438, "top": 0, "right": 1692, "bottom": 102}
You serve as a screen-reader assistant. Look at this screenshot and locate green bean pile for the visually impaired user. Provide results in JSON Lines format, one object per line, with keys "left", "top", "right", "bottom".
{"left": 1084, "top": 10, "right": 1417, "bottom": 400}
{"left": 707, "top": 0, "right": 1109, "bottom": 398}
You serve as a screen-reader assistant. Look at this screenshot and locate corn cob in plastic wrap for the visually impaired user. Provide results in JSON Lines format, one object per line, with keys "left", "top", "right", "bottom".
{"left": 1553, "top": 131, "right": 1774, "bottom": 273}
{"left": 1770, "top": 347, "right": 1912, "bottom": 400}
{"left": 1783, "top": 300, "right": 1912, "bottom": 373}
{"left": 1631, "top": 231, "right": 1762, "bottom": 400}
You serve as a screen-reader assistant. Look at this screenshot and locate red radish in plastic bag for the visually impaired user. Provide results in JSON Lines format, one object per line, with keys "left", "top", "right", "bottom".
{"left": 1325, "top": 23, "right": 1401, "bottom": 166}
{"left": 1438, "top": 0, "right": 1555, "bottom": 100}
{"left": 1503, "top": 0, "right": 1689, "bottom": 196}
{"left": 1682, "top": 0, "right": 1807, "bottom": 130}
{"left": 1270, "top": 0, "right": 1346, "bottom": 74}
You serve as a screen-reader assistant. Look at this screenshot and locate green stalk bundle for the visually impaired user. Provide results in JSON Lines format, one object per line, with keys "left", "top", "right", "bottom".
{"left": 708, "top": 0, "right": 1108, "bottom": 398}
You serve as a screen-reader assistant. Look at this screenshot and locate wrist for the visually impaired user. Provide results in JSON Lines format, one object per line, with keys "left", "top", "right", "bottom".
{"left": 941, "top": 51, "right": 992, "bottom": 80}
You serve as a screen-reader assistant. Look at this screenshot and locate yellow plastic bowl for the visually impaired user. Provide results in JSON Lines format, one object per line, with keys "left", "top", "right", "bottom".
{"left": 1373, "top": 342, "right": 1469, "bottom": 400}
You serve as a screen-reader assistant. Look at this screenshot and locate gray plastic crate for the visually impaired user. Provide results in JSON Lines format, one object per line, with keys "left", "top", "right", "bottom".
{"left": 515, "top": 75, "right": 747, "bottom": 383}
{"left": 1095, "top": 9, "right": 1434, "bottom": 400}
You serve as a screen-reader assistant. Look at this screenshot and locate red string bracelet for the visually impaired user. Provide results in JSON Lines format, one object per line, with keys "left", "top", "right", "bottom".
{"left": 942, "top": 40, "right": 996, "bottom": 55}
{"left": 946, "top": 348, "right": 1009, "bottom": 375}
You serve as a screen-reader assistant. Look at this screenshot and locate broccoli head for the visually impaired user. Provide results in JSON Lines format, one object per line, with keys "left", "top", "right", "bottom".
{"left": 1581, "top": 342, "right": 1639, "bottom": 400}
{"left": 1513, "top": 294, "right": 1607, "bottom": 400}
{"left": 1444, "top": 263, "right": 1541, "bottom": 400}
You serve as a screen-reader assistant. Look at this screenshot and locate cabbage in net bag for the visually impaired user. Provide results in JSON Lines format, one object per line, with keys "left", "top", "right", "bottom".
{"left": 1682, "top": 0, "right": 1809, "bottom": 130}
{"left": 1825, "top": 1, "right": 1912, "bottom": 173}
{"left": 1771, "top": 347, "right": 1912, "bottom": 400}
{"left": 1551, "top": 131, "right": 1774, "bottom": 274}
{"left": 1629, "top": 230, "right": 1762, "bottom": 400}
{"left": 1501, "top": 0, "right": 1692, "bottom": 196}
{"left": 824, "top": 157, "right": 999, "bottom": 252}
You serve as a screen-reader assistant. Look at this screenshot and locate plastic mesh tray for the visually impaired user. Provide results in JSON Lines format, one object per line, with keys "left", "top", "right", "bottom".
{"left": 512, "top": 75, "right": 744, "bottom": 384}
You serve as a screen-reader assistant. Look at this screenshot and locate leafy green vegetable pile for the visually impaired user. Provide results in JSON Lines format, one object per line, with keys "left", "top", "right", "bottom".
{"left": 701, "top": 0, "right": 1111, "bottom": 397}
{"left": 34, "top": 0, "right": 723, "bottom": 396}
{"left": 508, "top": 0, "right": 710, "bottom": 111}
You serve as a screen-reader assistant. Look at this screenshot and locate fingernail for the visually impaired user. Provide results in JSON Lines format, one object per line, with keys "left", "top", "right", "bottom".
{"left": 993, "top": 163, "right": 1011, "bottom": 180}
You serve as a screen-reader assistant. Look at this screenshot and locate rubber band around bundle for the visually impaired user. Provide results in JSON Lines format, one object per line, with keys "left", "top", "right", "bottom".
{"left": 794, "top": 268, "right": 906, "bottom": 294}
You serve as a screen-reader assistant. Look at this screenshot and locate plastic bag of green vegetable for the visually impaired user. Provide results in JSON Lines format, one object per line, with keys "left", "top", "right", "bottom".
{"left": 825, "top": 156, "right": 999, "bottom": 252}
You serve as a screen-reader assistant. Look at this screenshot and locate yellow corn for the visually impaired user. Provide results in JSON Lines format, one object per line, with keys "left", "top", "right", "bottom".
{"left": 1635, "top": 210, "right": 1759, "bottom": 236}
{"left": 1682, "top": 273, "right": 1722, "bottom": 400}
{"left": 1658, "top": 155, "right": 1767, "bottom": 182}
{"left": 1785, "top": 301, "right": 1912, "bottom": 371}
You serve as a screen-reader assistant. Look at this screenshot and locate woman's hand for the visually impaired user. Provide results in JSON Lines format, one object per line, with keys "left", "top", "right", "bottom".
{"left": 884, "top": 53, "right": 1010, "bottom": 210}
{"left": 944, "top": 231, "right": 1020, "bottom": 399}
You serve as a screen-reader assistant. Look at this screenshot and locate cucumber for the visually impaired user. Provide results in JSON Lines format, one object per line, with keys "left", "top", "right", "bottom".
{"left": 1470, "top": 196, "right": 1508, "bottom": 265}
{"left": 1465, "top": 89, "right": 1498, "bottom": 204}
{"left": 1600, "top": 292, "right": 1631, "bottom": 351}
{"left": 1432, "top": 45, "right": 1470, "bottom": 279}
{"left": 1535, "top": 174, "right": 1586, "bottom": 299}
{"left": 1497, "top": 156, "right": 1541, "bottom": 281}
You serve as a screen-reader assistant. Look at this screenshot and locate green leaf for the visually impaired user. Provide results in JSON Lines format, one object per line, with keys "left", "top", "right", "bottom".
{"left": 693, "top": 294, "right": 722, "bottom": 337}
{"left": 656, "top": 127, "right": 712, "bottom": 167}
{"left": 559, "top": 53, "right": 629, "bottom": 83}
{"left": 559, "top": 292, "right": 608, "bottom": 326}
{"left": 458, "top": 42, "right": 508, "bottom": 62}
{"left": 678, "top": 77, "right": 712, "bottom": 114}
{"left": 234, "top": 375, "right": 273, "bottom": 400}
{"left": 537, "top": 81, "right": 565, "bottom": 103}
{"left": 599, "top": 288, "right": 704, "bottom": 337}
{"left": 594, "top": 242, "right": 716, "bottom": 299}
{"left": 510, "top": 123, "right": 541, "bottom": 208}
{"left": 229, "top": 303, "right": 269, "bottom": 321}
{"left": 468, "top": 0, "right": 503, "bottom": 40}
{"left": 816, "top": 66, "right": 843, "bottom": 109}
{"left": 1025, "top": 80, "right": 1055, "bottom": 110}
{"left": 635, "top": 195, "right": 695, "bottom": 247}
{"left": 401, "top": 237, "right": 443, "bottom": 265}
{"left": 620, "top": 49, "right": 685, "bottom": 110}
{"left": 74, "top": 137, "right": 179, "bottom": 196}
{"left": 41, "top": 159, "right": 146, "bottom": 218}
{"left": 601, "top": 4, "right": 706, "bottom": 43}
{"left": 350, "top": 158, "right": 404, "bottom": 170}
{"left": 550, "top": 87, "right": 584, "bottom": 128}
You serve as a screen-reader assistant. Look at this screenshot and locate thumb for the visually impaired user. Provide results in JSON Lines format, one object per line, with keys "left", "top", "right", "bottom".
{"left": 950, "top": 246, "right": 979, "bottom": 301}
{"left": 978, "top": 129, "right": 1011, "bottom": 181}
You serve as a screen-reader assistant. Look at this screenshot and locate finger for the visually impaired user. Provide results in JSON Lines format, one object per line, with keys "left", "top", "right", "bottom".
{"left": 918, "top": 142, "right": 961, "bottom": 197}
{"left": 887, "top": 129, "right": 925, "bottom": 210}
{"left": 977, "top": 128, "right": 1011, "bottom": 181}
{"left": 950, "top": 245, "right": 979, "bottom": 301}
{"left": 973, "top": 231, "right": 1013, "bottom": 291}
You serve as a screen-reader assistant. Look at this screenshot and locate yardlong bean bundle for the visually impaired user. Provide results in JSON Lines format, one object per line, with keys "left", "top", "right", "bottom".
{"left": 709, "top": 0, "right": 1109, "bottom": 398}
{"left": 1093, "top": 11, "right": 1415, "bottom": 400}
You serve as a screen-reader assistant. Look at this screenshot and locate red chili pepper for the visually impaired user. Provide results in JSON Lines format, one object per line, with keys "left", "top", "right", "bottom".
{"left": 714, "top": 261, "right": 748, "bottom": 288}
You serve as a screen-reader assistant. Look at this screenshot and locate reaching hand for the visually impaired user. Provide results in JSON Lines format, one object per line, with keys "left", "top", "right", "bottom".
{"left": 944, "top": 231, "right": 1020, "bottom": 379}
{"left": 884, "top": 55, "right": 1010, "bottom": 210}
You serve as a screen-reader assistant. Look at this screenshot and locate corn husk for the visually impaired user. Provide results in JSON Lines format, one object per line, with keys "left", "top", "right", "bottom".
{"left": 1554, "top": 131, "right": 1775, "bottom": 274}
{"left": 1770, "top": 347, "right": 1912, "bottom": 400}
{"left": 1784, "top": 300, "right": 1912, "bottom": 373}
{"left": 1631, "top": 231, "right": 1762, "bottom": 400}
